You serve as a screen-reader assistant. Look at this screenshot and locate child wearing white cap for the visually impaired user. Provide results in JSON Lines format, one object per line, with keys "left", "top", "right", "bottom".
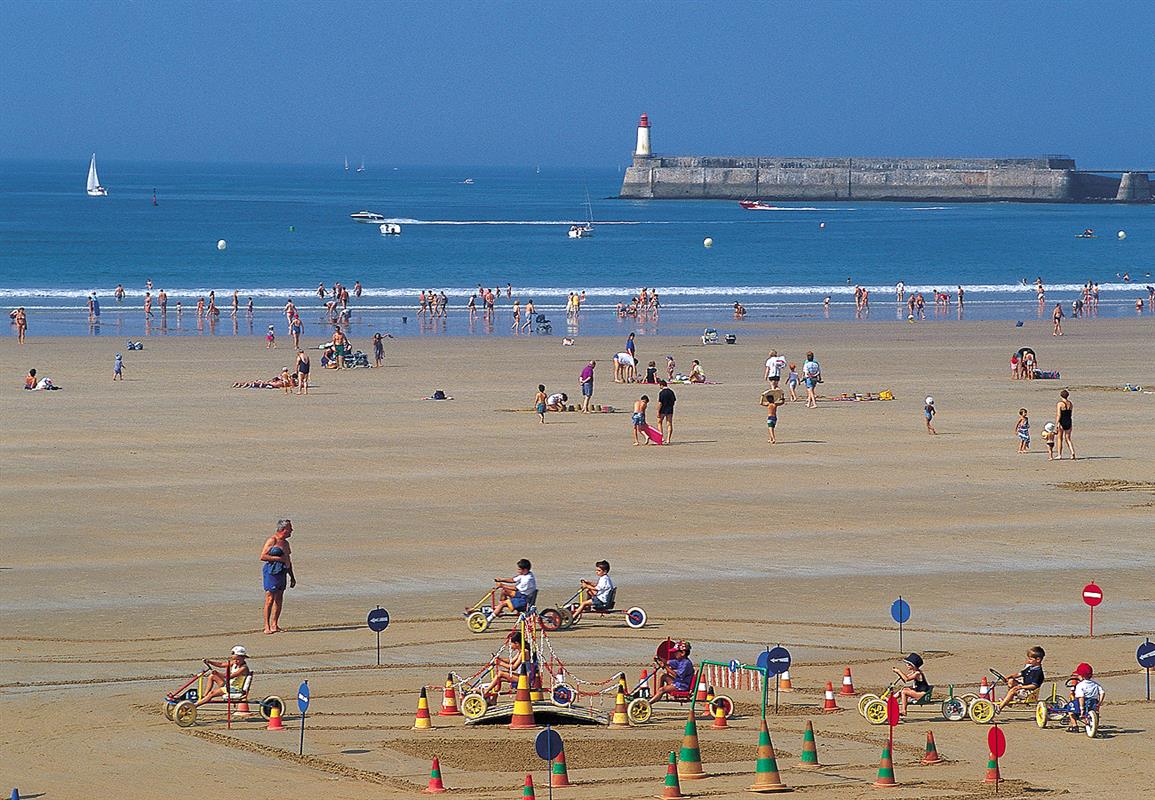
{"left": 196, "top": 646, "right": 251, "bottom": 706}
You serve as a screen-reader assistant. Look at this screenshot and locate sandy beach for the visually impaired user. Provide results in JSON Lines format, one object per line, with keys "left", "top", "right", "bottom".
{"left": 2, "top": 317, "right": 1153, "bottom": 799}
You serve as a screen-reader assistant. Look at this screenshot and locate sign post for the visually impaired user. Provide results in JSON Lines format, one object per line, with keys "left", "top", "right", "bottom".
{"left": 988, "top": 724, "right": 1006, "bottom": 793}
{"left": 535, "top": 726, "right": 563, "bottom": 800}
{"left": 297, "top": 680, "right": 310, "bottom": 756}
{"left": 890, "top": 598, "right": 911, "bottom": 652}
{"left": 756, "top": 646, "right": 791, "bottom": 716}
{"left": 886, "top": 693, "right": 899, "bottom": 754}
{"left": 1137, "top": 639, "right": 1155, "bottom": 702}
{"left": 367, "top": 607, "right": 391, "bottom": 665}
{"left": 1081, "top": 583, "right": 1102, "bottom": 636}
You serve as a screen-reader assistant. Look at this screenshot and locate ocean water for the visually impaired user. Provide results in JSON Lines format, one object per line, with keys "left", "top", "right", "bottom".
{"left": 1, "top": 159, "right": 1152, "bottom": 337}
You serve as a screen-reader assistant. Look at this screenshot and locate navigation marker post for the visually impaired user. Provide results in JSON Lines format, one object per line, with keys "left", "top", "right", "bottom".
{"left": 367, "top": 607, "right": 391, "bottom": 665}
{"left": 535, "top": 726, "right": 563, "bottom": 800}
{"left": 890, "top": 597, "right": 911, "bottom": 652}
{"left": 756, "top": 645, "right": 792, "bottom": 715}
{"left": 988, "top": 724, "right": 1006, "bottom": 794}
{"left": 1137, "top": 639, "right": 1155, "bottom": 702}
{"left": 1081, "top": 583, "right": 1102, "bottom": 636}
{"left": 297, "top": 680, "right": 310, "bottom": 756}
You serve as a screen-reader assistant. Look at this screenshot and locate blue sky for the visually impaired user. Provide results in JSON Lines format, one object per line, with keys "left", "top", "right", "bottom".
{"left": 1, "top": 1, "right": 1152, "bottom": 166}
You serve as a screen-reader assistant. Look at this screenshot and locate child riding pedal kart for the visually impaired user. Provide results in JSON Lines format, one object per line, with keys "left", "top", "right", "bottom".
{"left": 539, "top": 560, "right": 648, "bottom": 631}
{"left": 162, "top": 646, "right": 283, "bottom": 727}
{"left": 464, "top": 558, "right": 538, "bottom": 633}
{"left": 1035, "top": 662, "right": 1104, "bottom": 738}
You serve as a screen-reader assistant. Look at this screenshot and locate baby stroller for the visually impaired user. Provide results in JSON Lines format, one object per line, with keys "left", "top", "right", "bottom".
{"left": 534, "top": 313, "right": 552, "bottom": 335}
{"left": 346, "top": 350, "right": 371, "bottom": 368}
{"left": 701, "top": 328, "right": 719, "bottom": 345}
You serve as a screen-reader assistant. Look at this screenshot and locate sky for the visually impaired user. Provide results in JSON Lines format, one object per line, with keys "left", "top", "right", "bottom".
{"left": 1, "top": 1, "right": 1153, "bottom": 167}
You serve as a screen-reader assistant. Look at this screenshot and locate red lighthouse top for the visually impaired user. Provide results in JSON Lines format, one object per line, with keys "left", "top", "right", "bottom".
{"left": 638, "top": 113, "right": 650, "bottom": 128}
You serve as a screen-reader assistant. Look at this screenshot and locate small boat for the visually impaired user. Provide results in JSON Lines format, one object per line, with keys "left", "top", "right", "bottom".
{"left": 344, "top": 156, "right": 349, "bottom": 173}
{"left": 379, "top": 223, "right": 402, "bottom": 235}
{"left": 350, "top": 210, "right": 386, "bottom": 223}
{"left": 356, "top": 158, "right": 365, "bottom": 173}
{"left": 86, "top": 154, "right": 108, "bottom": 196}
{"left": 567, "top": 189, "right": 595, "bottom": 238}
{"left": 739, "top": 200, "right": 773, "bottom": 210}
{"left": 462, "top": 178, "right": 475, "bottom": 185}
{"left": 1075, "top": 228, "right": 1096, "bottom": 239}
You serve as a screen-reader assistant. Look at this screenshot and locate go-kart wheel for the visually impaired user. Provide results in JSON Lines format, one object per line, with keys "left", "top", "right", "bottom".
{"left": 627, "top": 697, "right": 652, "bottom": 724}
{"left": 711, "top": 694, "right": 735, "bottom": 719}
{"left": 1035, "top": 701, "right": 1049, "bottom": 729}
{"left": 625, "top": 607, "right": 647, "bottom": 628}
{"left": 461, "top": 692, "right": 488, "bottom": 720}
{"left": 863, "top": 699, "right": 888, "bottom": 725}
{"left": 551, "top": 684, "right": 575, "bottom": 707}
{"left": 260, "top": 696, "right": 284, "bottom": 720}
{"left": 163, "top": 701, "right": 175, "bottom": 720}
{"left": 959, "top": 693, "right": 979, "bottom": 706}
{"left": 173, "top": 700, "right": 198, "bottom": 727}
{"left": 941, "top": 698, "right": 966, "bottom": 722}
{"left": 467, "top": 611, "right": 490, "bottom": 634}
{"left": 1083, "top": 709, "right": 1099, "bottom": 738}
{"left": 558, "top": 608, "right": 575, "bottom": 630}
{"left": 857, "top": 693, "right": 880, "bottom": 717}
{"left": 968, "top": 698, "right": 996, "bottom": 724}
{"left": 539, "top": 608, "right": 563, "bottom": 631}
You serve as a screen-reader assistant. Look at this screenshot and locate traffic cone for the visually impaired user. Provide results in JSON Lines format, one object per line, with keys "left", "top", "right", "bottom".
{"left": 710, "top": 699, "right": 729, "bottom": 729}
{"left": 522, "top": 773, "right": 537, "bottom": 799}
{"left": 550, "top": 748, "right": 573, "bottom": 787}
{"left": 677, "top": 710, "right": 707, "bottom": 779}
{"left": 608, "top": 687, "right": 631, "bottom": 728}
{"left": 839, "top": 667, "right": 857, "bottom": 696}
{"left": 699, "top": 686, "right": 715, "bottom": 719}
{"left": 822, "top": 681, "right": 839, "bottom": 712}
{"left": 749, "top": 718, "right": 790, "bottom": 792}
{"left": 265, "top": 705, "right": 285, "bottom": 731}
{"left": 509, "top": 665, "right": 538, "bottom": 730}
{"left": 920, "top": 731, "right": 944, "bottom": 765}
{"left": 984, "top": 753, "right": 1001, "bottom": 784}
{"left": 778, "top": 670, "right": 793, "bottom": 692}
{"left": 695, "top": 680, "right": 708, "bottom": 703}
{"left": 413, "top": 686, "right": 434, "bottom": 730}
{"left": 529, "top": 671, "right": 544, "bottom": 703}
{"left": 798, "top": 720, "right": 821, "bottom": 769}
{"left": 873, "top": 745, "right": 898, "bottom": 787}
{"left": 658, "top": 751, "right": 685, "bottom": 799}
{"left": 978, "top": 676, "right": 990, "bottom": 700}
{"left": 439, "top": 673, "right": 462, "bottom": 716}
{"left": 424, "top": 757, "right": 447, "bottom": 793}
{"left": 236, "top": 700, "right": 251, "bottom": 714}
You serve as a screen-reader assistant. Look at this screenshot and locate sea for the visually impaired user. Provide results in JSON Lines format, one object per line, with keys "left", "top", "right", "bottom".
{"left": 2, "top": 159, "right": 1152, "bottom": 339}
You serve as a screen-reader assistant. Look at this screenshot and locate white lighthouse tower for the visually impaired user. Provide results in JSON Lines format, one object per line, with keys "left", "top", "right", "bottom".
{"left": 634, "top": 113, "right": 652, "bottom": 157}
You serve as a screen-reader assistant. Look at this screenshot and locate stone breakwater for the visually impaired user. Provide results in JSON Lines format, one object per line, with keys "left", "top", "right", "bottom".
{"left": 620, "top": 155, "right": 1151, "bottom": 202}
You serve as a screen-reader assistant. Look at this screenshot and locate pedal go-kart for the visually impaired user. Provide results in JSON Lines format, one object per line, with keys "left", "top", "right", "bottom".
{"left": 464, "top": 586, "right": 538, "bottom": 633}
{"left": 1035, "top": 681, "right": 1100, "bottom": 738}
{"left": 162, "top": 663, "right": 283, "bottom": 727}
{"left": 539, "top": 586, "right": 647, "bottom": 631}
{"left": 965, "top": 668, "right": 1055, "bottom": 724}
{"left": 623, "top": 640, "right": 733, "bottom": 724}
{"left": 858, "top": 677, "right": 975, "bottom": 724}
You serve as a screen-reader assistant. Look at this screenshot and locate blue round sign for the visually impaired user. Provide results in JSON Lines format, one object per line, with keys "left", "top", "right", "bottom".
{"left": 1138, "top": 641, "right": 1155, "bottom": 669}
{"left": 297, "top": 680, "right": 310, "bottom": 714}
{"left": 728, "top": 659, "right": 741, "bottom": 674}
{"left": 367, "top": 608, "right": 390, "bottom": 632}
{"left": 756, "top": 646, "right": 791, "bottom": 676}
{"left": 891, "top": 598, "right": 911, "bottom": 624}
{"left": 534, "top": 728, "right": 564, "bottom": 760}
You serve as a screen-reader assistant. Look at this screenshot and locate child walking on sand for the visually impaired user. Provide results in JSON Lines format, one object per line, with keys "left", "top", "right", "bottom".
{"left": 1016, "top": 408, "right": 1030, "bottom": 452}
{"left": 632, "top": 395, "right": 650, "bottom": 446}
{"left": 924, "top": 396, "right": 937, "bottom": 435}
{"left": 786, "top": 363, "right": 799, "bottom": 402}
{"left": 1042, "top": 422, "right": 1057, "bottom": 460}
{"left": 665, "top": 355, "right": 676, "bottom": 381}
{"left": 760, "top": 390, "right": 781, "bottom": 443}
{"left": 266, "top": 325, "right": 276, "bottom": 349}
{"left": 113, "top": 353, "right": 124, "bottom": 381}
{"left": 535, "top": 384, "right": 548, "bottom": 424}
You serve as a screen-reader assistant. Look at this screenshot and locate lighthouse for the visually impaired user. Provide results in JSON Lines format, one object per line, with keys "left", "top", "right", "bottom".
{"left": 634, "top": 113, "right": 652, "bottom": 157}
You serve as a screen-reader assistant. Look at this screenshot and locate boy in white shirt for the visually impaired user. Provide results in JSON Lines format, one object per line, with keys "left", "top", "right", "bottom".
{"left": 490, "top": 559, "right": 537, "bottom": 621}
{"left": 576, "top": 560, "right": 615, "bottom": 616}
{"left": 1064, "top": 662, "right": 1105, "bottom": 729}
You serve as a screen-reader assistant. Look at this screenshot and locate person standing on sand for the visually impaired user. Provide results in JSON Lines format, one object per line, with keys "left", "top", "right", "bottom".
{"left": 764, "top": 349, "right": 787, "bottom": 388}
{"left": 535, "top": 384, "right": 548, "bottom": 423}
{"left": 1052, "top": 303, "right": 1064, "bottom": 336}
{"left": 632, "top": 395, "right": 650, "bottom": 446}
{"left": 580, "top": 360, "right": 595, "bottom": 413}
{"left": 761, "top": 391, "right": 781, "bottom": 443}
{"left": 295, "top": 349, "right": 310, "bottom": 395}
{"left": 924, "top": 396, "right": 937, "bottom": 435}
{"left": 802, "top": 352, "right": 821, "bottom": 408}
{"left": 657, "top": 380, "right": 676, "bottom": 445}
{"left": 260, "top": 520, "right": 296, "bottom": 634}
{"left": 290, "top": 314, "right": 303, "bottom": 349}
{"left": 1055, "top": 390, "right": 1076, "bottom": 459}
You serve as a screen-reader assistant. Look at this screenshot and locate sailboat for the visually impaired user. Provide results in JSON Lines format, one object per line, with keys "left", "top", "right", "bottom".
{"left": 344, "top": 156, "right": 349, "bottom": 173}
{"left": 356, "top": 158, "right": 365, "bottom": 173}
{"left": 86, "top": 154, "right": 108, "bottom": 196}
{"left": 567, "top": 189, "right": 594, "bottom": 238}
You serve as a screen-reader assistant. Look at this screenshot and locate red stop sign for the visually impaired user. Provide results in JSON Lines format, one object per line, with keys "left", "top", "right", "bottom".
{"left": 1082, "top": 583, "right": 1103, "bottom": 607}
{"left": 886, "top": 695, "right": 900, "bottom": 727}
{"left": 988, "top": 725, "right": 1007, "bottom": 758}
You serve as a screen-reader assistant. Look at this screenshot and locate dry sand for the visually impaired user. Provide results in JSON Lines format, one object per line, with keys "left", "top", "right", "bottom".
{"left": 2, "top": 317, "right": 1153, "bottom": 799}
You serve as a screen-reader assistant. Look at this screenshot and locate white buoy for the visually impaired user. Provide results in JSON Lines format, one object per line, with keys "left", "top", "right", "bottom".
{"left": 703, "top": 237, "right": 713, "bottom": 248}
{"left": 819, "top": 222, "right": 826, "bottom": 229}
{"left": 217, "top": 239, "right": 228, "bottom": 251}
{"left": 1117, "top": 230, "right": 1127, "bottom": 240}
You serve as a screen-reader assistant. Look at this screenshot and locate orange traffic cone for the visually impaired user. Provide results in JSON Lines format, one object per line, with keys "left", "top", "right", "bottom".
{"left": 798, "top": 720, "right": 821, "bottom": 769}
{"left": 699, "top": 686, "right": 715, "bottom": 719}
{"left": 695, "top": 680, "right": 708, "bottom": 703}
{"left": 839, "top": 667, "right": 857, "bottom": 696}
{"left": 873, "top": 745, "right": 898, "bottom": 787}
{"left": 677, "top": 710, "right": 706, "bottom": 780}
{"left": 236, "top": 700, "right": 251, "bottom": 714}
{"left": 658, "top": 751, "right": 685, "bottom": 799}
{"left": 550, "top": 748, "right": 573, "bottom": 787}
{"left": 608, "top": 687, "right": 631, "bottom": 728}
{"left": 749, "top": 718, "right": 791, "bottom": 793}
{"left": 920, "top": 731, "right": 944, "bottom": 765}
{"left": 509, "top": 665, "right": 538, "bottom": 730}
{"left": 265, "top": 705, "right": 285, "bottom": 731}
{"left": 778, "top": 670, "right": 794, "bottom": 692}
{"left": 984, "top": 753, "right": 1001, "bottom": 784}
{"left": 978, "top": 676, "right": 990, "bottom": 700}
{"left": 413, "top": 686, "right": 434, "bottom": 730}
{"left": 710, "top": 699, "right": 729, "bottom": 729}
{"left": 424, "top": 757, "right": 447, "bottom": 793}
{"left": 822, "top": 681, "right": 839, "bottom": 712}
{"left": 522, "top": 773, "right": 537, "bottom": 799}
{"left": 439, "top": 674, "right": 462, "bottom": 716}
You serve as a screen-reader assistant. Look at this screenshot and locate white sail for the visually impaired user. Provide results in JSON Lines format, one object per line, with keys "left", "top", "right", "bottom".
{"left": 87, "top": 154, "right": 107, "bottom": 196}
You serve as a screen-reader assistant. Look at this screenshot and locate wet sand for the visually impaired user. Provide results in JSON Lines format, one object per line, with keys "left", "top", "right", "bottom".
{"left": 2, "top": 317, "right": 1153, "bottom": 799}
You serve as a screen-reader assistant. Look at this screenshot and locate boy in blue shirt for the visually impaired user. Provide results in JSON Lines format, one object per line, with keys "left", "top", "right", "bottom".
{"left": 997, "top": 645, "right": 1045, "bottom": 712}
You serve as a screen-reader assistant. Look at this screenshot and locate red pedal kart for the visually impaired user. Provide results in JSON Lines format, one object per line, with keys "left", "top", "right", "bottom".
{"left": 162, "top": 662, "right": 283, "bottom": 727}
{"left": 539, "top": 586, "right": 647, "bottom": 631}
{"left": 623, "top": 640, "right": 733, "bottom": 724}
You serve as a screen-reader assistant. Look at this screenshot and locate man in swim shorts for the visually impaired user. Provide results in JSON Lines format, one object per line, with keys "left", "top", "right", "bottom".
{"left": 579, "top": 360, "right": 595, "bottom": 413}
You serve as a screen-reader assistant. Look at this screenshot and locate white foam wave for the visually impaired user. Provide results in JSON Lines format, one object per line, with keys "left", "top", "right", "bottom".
{"left": 384, "top": 218, "right": 650, "bottom": 226}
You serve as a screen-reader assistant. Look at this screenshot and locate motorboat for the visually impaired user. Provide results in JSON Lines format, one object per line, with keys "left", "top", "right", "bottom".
{"left": 739, "top": 200, "right": 772, "bottom": 210}
{"left": 1075, "top": 228, "right": 1096, "bottom": 238}
{"left": 350, "top": 210, "right": 386, "bottom": 223}
{"left": 87, "top": 154, "right": 108, "bottom": 196}
{"left": 378, "top": 223, "right": 401, "bottom": 235}
{"left": 462, "top": 178, "right": 475, "bottom": 184}
{"left": 356, "top": 158, "right": 365, "bottom": 173}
